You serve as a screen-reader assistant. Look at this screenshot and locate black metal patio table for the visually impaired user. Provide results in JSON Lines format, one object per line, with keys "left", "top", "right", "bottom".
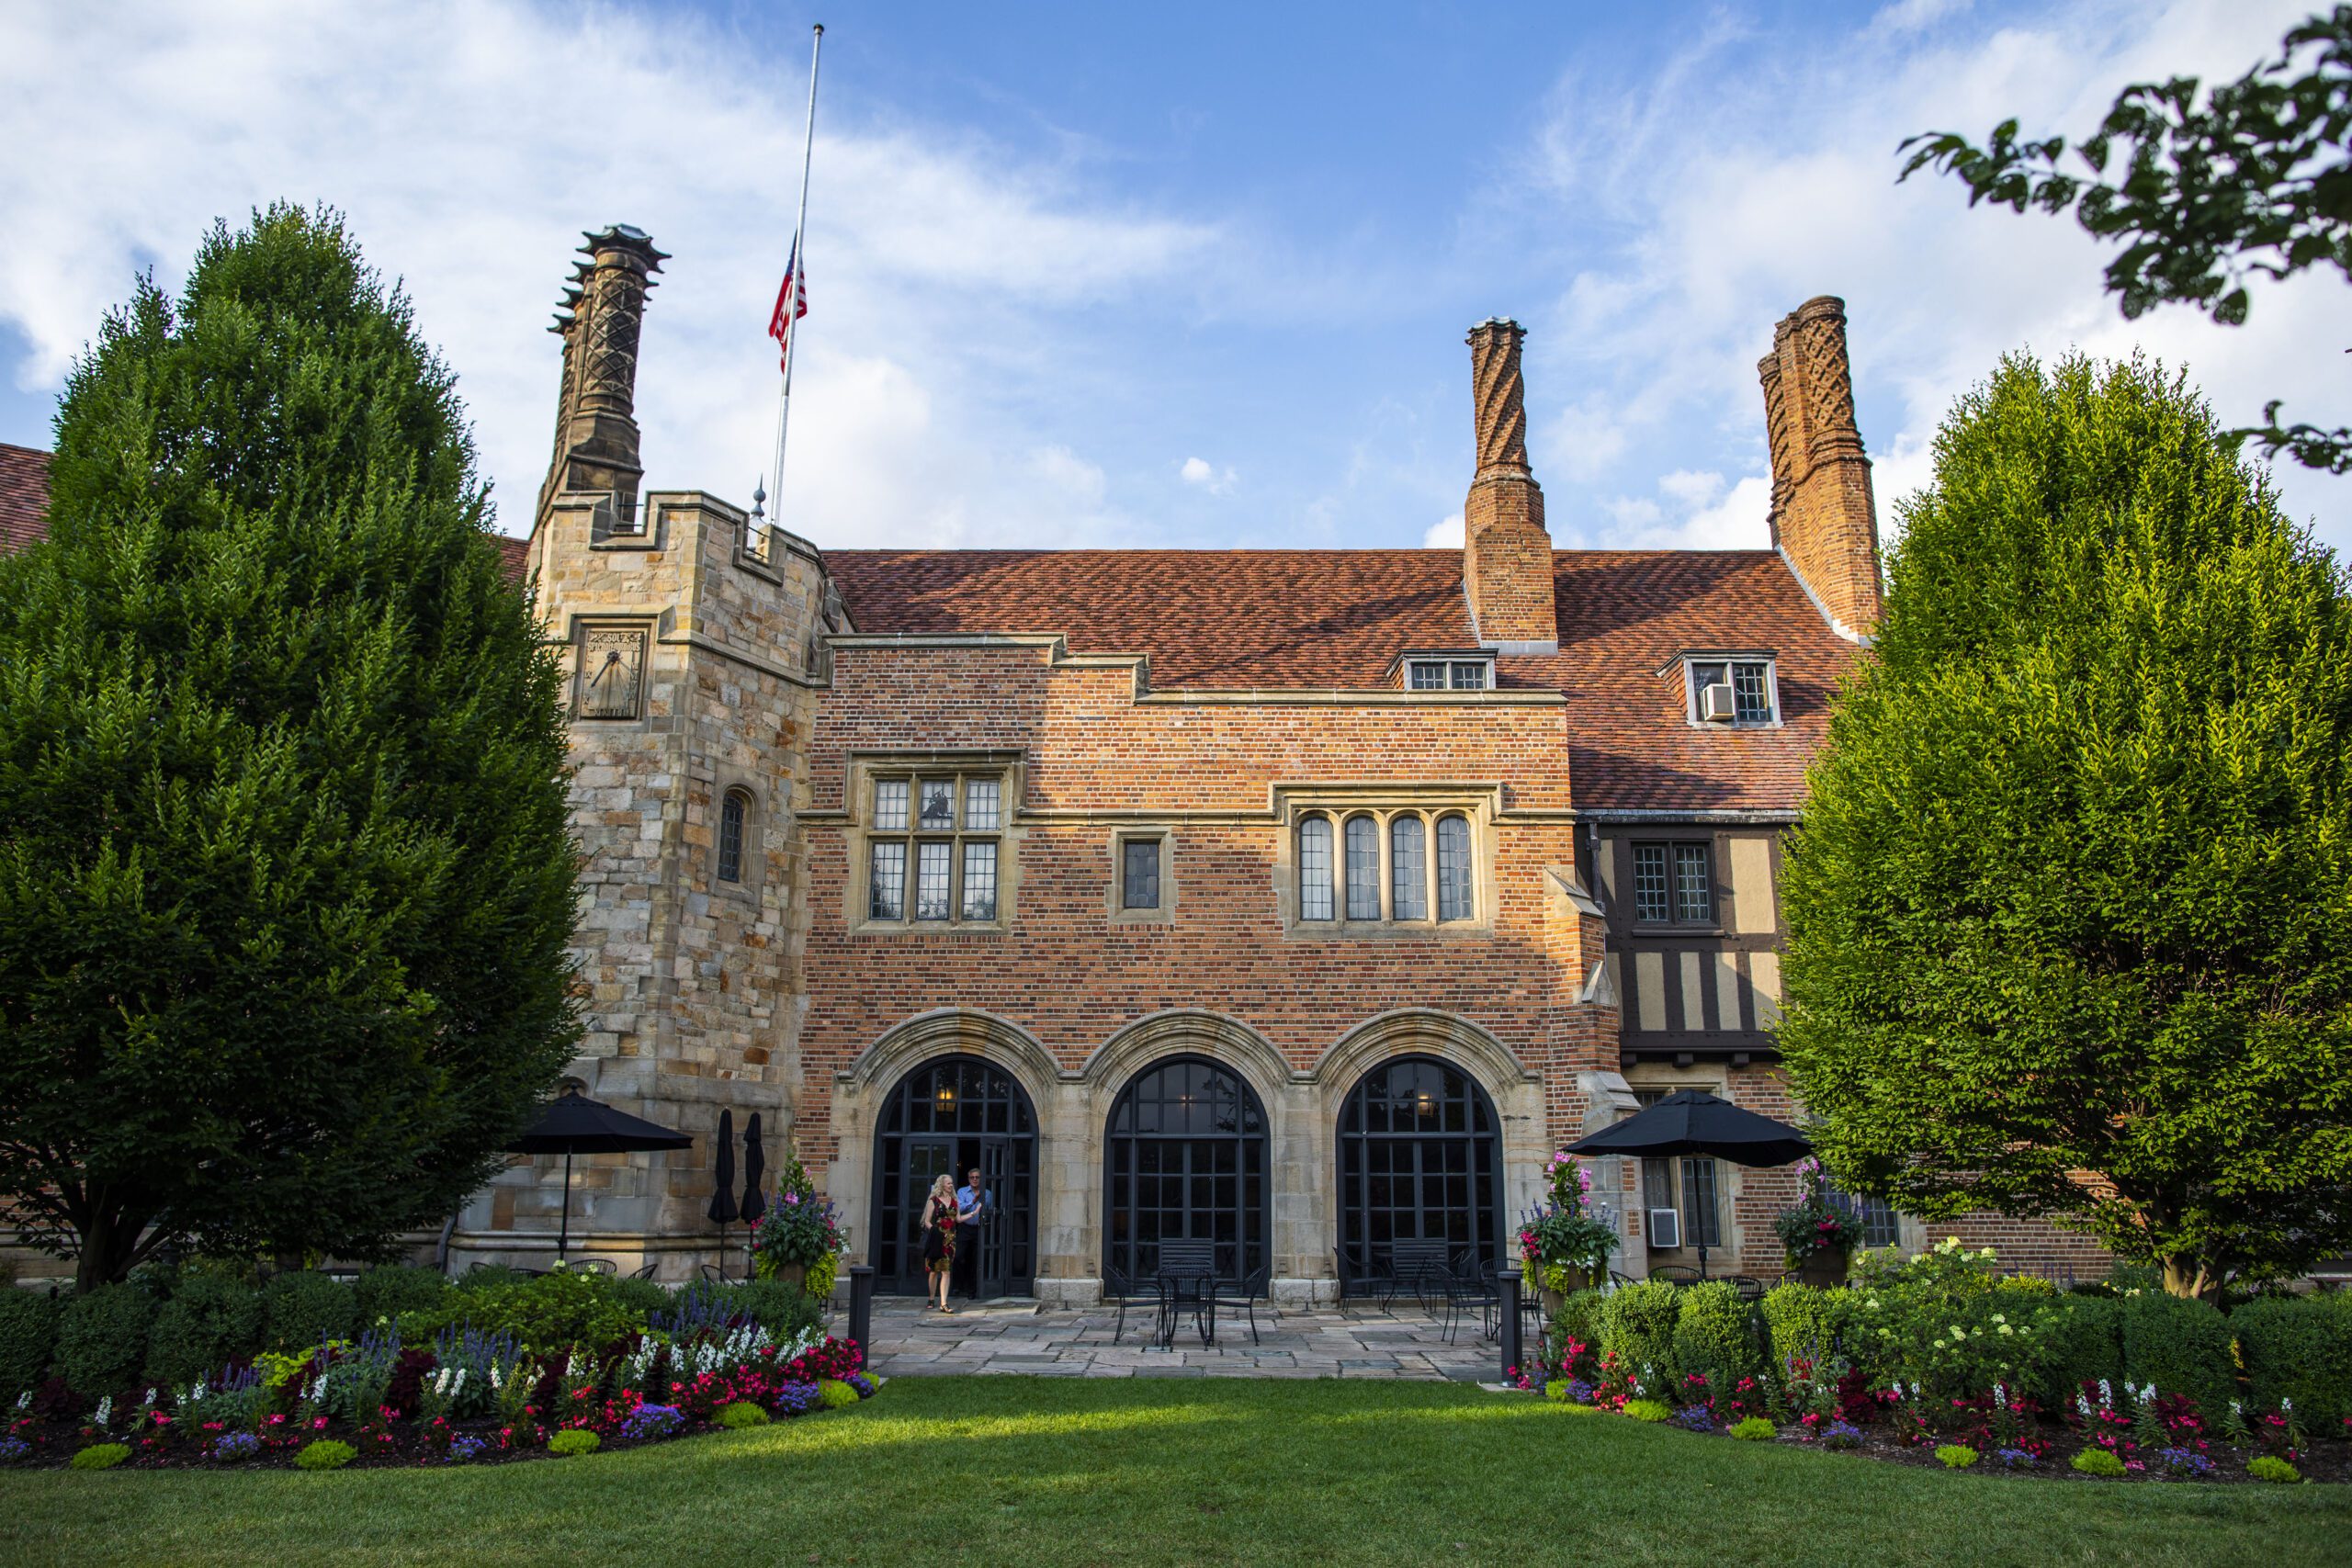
{"left": 1152, "top": 1239, "right": 1219, "bottom": 1349}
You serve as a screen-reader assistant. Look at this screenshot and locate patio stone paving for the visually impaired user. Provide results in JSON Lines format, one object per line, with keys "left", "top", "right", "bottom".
{"left": 864, "top": 1298, "right": 1509, "bottom": 1381}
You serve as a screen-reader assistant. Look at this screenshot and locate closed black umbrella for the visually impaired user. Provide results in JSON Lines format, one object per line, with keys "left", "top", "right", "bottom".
{"left": 507, "top": 1087, "right": 692, "bottom": 1262}
{"left": 740, "top": 1112, "right": 767, "bottom": 1230}
{"left": 708, "top": 1109, "right": 739, "bottom": 1275}
{"left": 1565, "top": 1089, "right": 1812, "bottom": 1279}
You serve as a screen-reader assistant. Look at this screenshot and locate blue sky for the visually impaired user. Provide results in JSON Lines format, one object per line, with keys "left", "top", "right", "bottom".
{"left": 3, "top": 0, "right": 2343, "bottom": 551}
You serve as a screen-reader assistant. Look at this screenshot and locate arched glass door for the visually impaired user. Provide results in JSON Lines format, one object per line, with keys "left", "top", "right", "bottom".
{"left": 1103, "top": 1055, "right": 1268, "bottom": 1284}
{"left": 1336, "top": 1055, "right": 1500, "bottom": 1285}
{"left": 870, "top": 1055, "right": 1037, "bottom": 1298}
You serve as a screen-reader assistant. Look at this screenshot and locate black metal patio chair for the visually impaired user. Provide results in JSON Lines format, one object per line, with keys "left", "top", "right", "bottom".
{"left": 1212, "top": 1265, "right": 1271, "bottom": 1346}
{"left": 1153, "top": 1240, "right": 1219, "bottom": 1349}
{"left": 1386, "top": 1240, "right": 1453, "bottom": 1314}
{"left": 1440, "top": 1258, "right": 1496, "bottom": 1347}
{"left": 1102, "top": 1264, "right": 1150, "bottom": 1345}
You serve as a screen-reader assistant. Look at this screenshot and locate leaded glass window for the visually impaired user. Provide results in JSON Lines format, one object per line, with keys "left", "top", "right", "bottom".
{"left": 1674, "top": 844, "right": 1712, "bottom": 923}
{"left": 1633, "top": 841, "right": 1713, "bottom": 925}
{"left": 717, "top": 790, "right": 748, "bottom": 884}
{"left": 1435, "top": 814, "right": 1473, "bottom": 921}
{"left": 1389, "top": 817, "right": 1427, "bottom": 920}
{"left": 1298, "top": 816, "right": 1334, "bottom": 920}
{"left": 866, "top": 768, "right": 1008, "bottom": 926}
{"left": 1634, "top": 844, "right": 1672, "bottom": 923}
{"left": 1122, "top": 839, "right": 1161, "bottom": 910}
{"left": 1344, "top": 816, "right": 1381, "bottom": 919}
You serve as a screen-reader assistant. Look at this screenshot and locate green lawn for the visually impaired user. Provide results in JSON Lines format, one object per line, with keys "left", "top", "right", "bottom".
{"left": 1, "top": 1379, "right": 2344, "bottom": 1567}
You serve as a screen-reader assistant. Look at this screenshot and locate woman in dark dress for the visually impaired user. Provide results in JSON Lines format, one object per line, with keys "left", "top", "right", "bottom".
{"left": 921, "top": 1172, "right": 958, "bottom": 1313}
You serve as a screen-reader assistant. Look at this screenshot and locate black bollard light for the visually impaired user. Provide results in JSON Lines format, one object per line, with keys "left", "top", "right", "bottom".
{"left": 1498, "top": 1271, "right": 1522, "bottom": 1384}
{"left": 848, "top": 1263, "right": 875, "bottom": 1358}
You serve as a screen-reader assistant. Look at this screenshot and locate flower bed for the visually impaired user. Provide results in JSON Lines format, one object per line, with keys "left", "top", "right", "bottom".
{"left": 0, "top": 1296, "right": 876, "bottom": 1472}
{"left": 1521, "top": 1239, "right": 2352, "bottom": 1486}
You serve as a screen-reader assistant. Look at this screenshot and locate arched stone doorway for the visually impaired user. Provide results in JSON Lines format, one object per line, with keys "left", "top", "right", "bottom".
{"left": 1102, "top": 1055, "right": 1270, "bottom": 1285}
{"left": 1334, "top": 1054, "right": 1502, "bottom": 1288}
{"left": 868, "top": 1055, "right": 1038, "bottom": 1299}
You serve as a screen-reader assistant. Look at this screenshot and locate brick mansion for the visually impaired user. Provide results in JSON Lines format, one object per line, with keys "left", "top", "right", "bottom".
{"left": 0, "top": 223, "right": 2106, "bottom": 1298}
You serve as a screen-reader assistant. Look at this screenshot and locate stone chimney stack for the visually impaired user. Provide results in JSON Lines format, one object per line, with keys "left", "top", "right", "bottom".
{"left": 537, "top": 224, "right": 668, "bottom": 534}
{"left": 1462, "top": 318, "right": 1558, "bottom": 650}
{"left": 1758, "top": 297, "right": 1882, "bottom": 639}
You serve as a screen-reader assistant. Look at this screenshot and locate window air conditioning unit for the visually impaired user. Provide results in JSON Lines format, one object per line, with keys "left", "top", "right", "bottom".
{"left": 1646, "top": 1207, "right": 1682, "bottom": 1250}
{"left": 1698, "top": 682, "right": 1737, "bottom": 723}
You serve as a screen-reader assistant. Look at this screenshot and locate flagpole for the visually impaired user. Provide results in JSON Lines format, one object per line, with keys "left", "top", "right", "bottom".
{"left": 758, "top": 22, "right": 823, "bottom": 537}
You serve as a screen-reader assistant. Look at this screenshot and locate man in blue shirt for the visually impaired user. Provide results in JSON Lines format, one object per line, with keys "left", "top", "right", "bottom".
{"left": 954, "top": 1168, "right": 988, "bottom": 1298}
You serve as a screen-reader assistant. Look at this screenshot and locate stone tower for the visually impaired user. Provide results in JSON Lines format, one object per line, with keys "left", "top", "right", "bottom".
{"left": 453, "top": 227, "right": 847, "bottom": 1279}
{"left": 1461, "top": 319, "right": 1559, "bottom": 651}
{"left": 1758, "top": 297, "right": 1883, "bottom": 640}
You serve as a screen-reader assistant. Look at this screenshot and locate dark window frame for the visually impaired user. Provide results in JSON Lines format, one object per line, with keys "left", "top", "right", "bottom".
{"left": 1631, "top": 840, "right": 1715, "bottom": 927}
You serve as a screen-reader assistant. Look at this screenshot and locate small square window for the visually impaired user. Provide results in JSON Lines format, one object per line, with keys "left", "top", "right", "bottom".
{"left": 1408, "top": 661, "right": 1447, "bottom": 691}
{"left": 1122, "top": 840, "right": 1162, "bottom": 909}
{"left": 1633, "top": 841, "right": 1713, "bottom": 926}
{"left": 964, "top": 777, "right": 1001, "bottom": 831}
{"left": 873, "top": 779, "right": 909, "bottom": 831}
{"left": 1688, "top": 658, "right": 1776, "bottom": 725}
{"left": 1450, "top": 662, "right": 1487, "bottom": 690}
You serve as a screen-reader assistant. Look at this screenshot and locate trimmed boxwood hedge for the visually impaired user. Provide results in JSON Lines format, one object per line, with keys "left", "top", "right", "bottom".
{"left": 2234, "top": 1292, "right": 2352, "bottom": 1421}
{"left": 1598, "top": 1280, "right": 1682, "bottom": 1388}
{"left": 2118, "top": 1291, "right": 2234, "bottom": 1415}
{"left": 56, "top": 1283, "right": 155, "bottom": 1397}
{"left": 145, "top": 1272, "right": 264, "bottom": 1389}
{"left": 0, "top": 1290, "right": 58, "bottom": 1399}
{"left": 262, "top": 1271, "right": 356, "bottom": 1352}
{"left": 1673, "top": 1281, "right": 1763, "bottom": 1390}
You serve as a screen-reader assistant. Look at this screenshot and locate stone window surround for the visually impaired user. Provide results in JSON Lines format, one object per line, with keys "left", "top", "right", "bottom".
{"left": 1106, "top": 826, "right": 1177, "bottom": 926}
{"left": 1668, "top": 649, "right": 1784, "bottom": 730}
{"left": 707, "top": 773, "right": 767, "bottom": 902}
{"left": 1272, "top": 787, "right": 1496, "bottom": 939}
{"left": 842, "top": 750, "right": 1025, "bottom": 935}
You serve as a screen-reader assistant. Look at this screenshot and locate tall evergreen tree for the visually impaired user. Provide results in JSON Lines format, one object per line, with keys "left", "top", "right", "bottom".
{"left": 1779, "top": 352, "right": 2352, "bottom": 1300}
{"left": 0, "top": 205, "right": 580, "bottom": 1291}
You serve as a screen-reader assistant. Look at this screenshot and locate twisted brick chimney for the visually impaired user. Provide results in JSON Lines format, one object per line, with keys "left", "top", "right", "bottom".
{"left": 537, "top": 224, "right": 668, "bottom": 534}
{"left": 1758, "top": 297, "right": 1882, "bottom": 639}
{"left": 1461, "top": 319, "right": 1558, "bottom": 650}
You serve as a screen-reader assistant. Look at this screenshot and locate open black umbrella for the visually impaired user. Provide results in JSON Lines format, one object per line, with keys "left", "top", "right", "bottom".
{"left": 1565, "top": 1089, "right": 1811, "bottom": 1278}
{"left": 708, "top": 1109, "right": 739, "bottom": 1275}
{"left": 507, "top": 1087, "right": 692, "bottom": 1262}
{"left": 740, "top": 1112, "right": 767, "bottom": 1230}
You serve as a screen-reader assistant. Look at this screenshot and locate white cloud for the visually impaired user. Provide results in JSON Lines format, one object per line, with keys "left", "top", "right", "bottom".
{"left": 1507, "top": 0, "right": 2351, "bottom": 550}
{"left": 0, "top": 0, "right": 1216, "bottom": 546}
{"left": 1584, "top": 468, "right": 1770, "bottom": 550}
{"left": 1871, "top": 0, "right": 1973, "bottom": 37}
{"left": 1179, "top": 455, "right": 1238, "bottom": 496}
{"left": 1422, "top": 513, "right": 1464, "bottom": 548}
{"left": 1657, "top": 468, "right": 1726, "bottom": 510}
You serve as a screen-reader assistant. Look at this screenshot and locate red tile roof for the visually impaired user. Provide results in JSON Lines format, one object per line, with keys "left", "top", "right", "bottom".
{"left": 828, "top": 548, "right": 1478, "bottom": 688}
{"left": 0, "top": 444, "right": 49, "bottom": 553}
{"left": 0, "top": 445, "right": 533, "bottom": 580}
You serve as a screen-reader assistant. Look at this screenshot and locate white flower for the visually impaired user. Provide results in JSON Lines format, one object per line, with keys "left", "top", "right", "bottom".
{"left": 2282, "top": 1396, "right": 2294, "bottom": 1413}
{"left": 1866, "top": 1299, "right": 1881, "bottom": 1310}
{"left": 1997, "top": 1325, "right": 2013, "bottom": 1336}
{"left": 94, "top": 1396, "right": 112, "bottom": 1429}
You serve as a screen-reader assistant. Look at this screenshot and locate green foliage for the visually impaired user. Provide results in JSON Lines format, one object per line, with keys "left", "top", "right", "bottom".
{"left": 399, "top": 1268, "right": 646, "bottom": 1354}
{"left": 718, "top": 1401, "right": 770, "bottom": 1428}
{"left": 263, "top": 1272, "right": 356, "bottom": 1353}
{"left": 1842, "top": 1244, "right": 2063, "bottom": 1404}
{"left": 69, "top": 1443, "right": 130, "bottom": 1471}
{"left": 1598, "top": 1280, "right": 1681, "bottom": 1387}
{"left": 1619, "top": 1399, "right": 1671, "bottom": 1423}
{"left": 605, "top": 1275, "right": 670, "bottom": 1323}
{"left": 1759, "top": 1284, "right": 1853, "bottom": 1375}
{"left": 2072, "top": 1448, "right": 2128, "bottom": 1477}
{"left": 805, "top": 1253, "right": 839, "bottom": 1303}
{"left": 294, "top": 1439, "right": 355, "bottom": 1472}
{"left": 548, "top": 1427, "right": 601, "bottom": 1457}
{"left": 2248, "top": 1454, "right": 2304, "bottom": 1483}
{"left": 352, "top": 1266, "right": 449, "bottom": 1327}
{"left": 698, "top": 1278, "right": 824, "bottom": 1341}
{"left": 819, "top": 1378, "right": 860, "bottom": 1411}
{"left": 1730, "top": 1416, "right": 1776, "bottom": 1441}
{"left": 2233, "top": 1291, "right": 2352, "bottom": 1418}
{"left": 1780, "top": 351, "right": 2352, "bottom": 1299}
{"left": 0, "top": 1289, "right": 57, "bottom": 1398}
{"left": 2117, "top": 1291, "right": 2234, "bottom": 1413}
{"left": 1936, "top": 1445, "right": 1980, "bottom": 1470}
{"left": 1899, "top": 11, "right": 2352, "bottom": 472}
{"left": 56, "top": 1283, "right": 154, "bottom": 1396}
{"left": 2041, "top": 1293, "right": 2124, "bottom": 1406}
{"left": 1543, "top": 1380, "right": 1568, "bottom": 1402}
{"left": 1672, "top": 1282, "right": 1762, "bottom": 1389}
{"left": 144, "top": 1272, "right": 262, "bottom": 1388}
{"left": 1518, "top": 1155, "right": 1619, "bottom": 1277}
{"left": 0, "top": 204, "right": 580, "bottom": 1289}
{"left": 1544, "top": 1288, "right": 1606, "bottom": 1371}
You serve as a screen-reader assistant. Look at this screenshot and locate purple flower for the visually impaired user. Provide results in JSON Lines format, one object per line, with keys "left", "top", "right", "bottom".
{"left": 620, "top": 1404, "right": 686, "bottom": 1441}
{"left": 772, "top": 1382, "right": 825, "bottom": 1418}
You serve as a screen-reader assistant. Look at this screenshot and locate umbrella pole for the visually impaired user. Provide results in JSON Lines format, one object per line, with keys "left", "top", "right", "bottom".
{"left": 560, "top": 1147, "right": 572, "bottom": 1263}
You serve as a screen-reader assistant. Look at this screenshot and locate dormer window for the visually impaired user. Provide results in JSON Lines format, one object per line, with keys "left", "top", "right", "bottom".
{"left": 1404, "top": 655, "right": 1493, "bottom": 692}
{"left": 1685, "top": 657, "right": 1777, "bottom": 726}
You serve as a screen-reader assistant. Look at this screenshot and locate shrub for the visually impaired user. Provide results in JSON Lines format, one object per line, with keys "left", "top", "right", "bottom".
{"left": 718, "top": 1401, "right": 770, "bottom": 1428}
{"left": 2039, "top": 1294, "right": 2123, "bottom": 1406}
{"left": 2233, "top": 1292, "right": 2352, "bottom": 1421}
{"left": 69, "top": 1443, "right": 130, "bottom": 1471}
{"left": 1674, "top": 1281, "right": 1762, "bottom": 1389}
{"left": 2248, "top": 1455, "right": 2302, "bottom": 1484}
{"left": 353, "top": 1266, "right": 450, "bottom": 1326}
{"left": 295, "top": 1439, "right": 356, "bottom": 1471}
{"left": 1730, "top": 1416, "right": 1775, "bottom": 1441}
{"left": 606, "top": 1275, "right": 670, "bottom": 1322}
{"left": 695, "top": 1278, "right": 823, "bottom": 1341}
{"left": 0, "top": 1290, "right": 58, "bottom": 1399}
{"left": 1619, "top": 1399, "right": 1671, "bottom": 1422}
{"left": 2117, "top": 1290, "right": 2233, "bottom": 1415}
{"left": 144, "top": 1272, "right": 263, "bottom": 1389}
{"left": 1936, "top": 1445, "right": 1979, "bottom": 1470}
{"left": 263, "top": 1272, "right": 356, "bottom": 1352}
{"left": 1599, "top": 1280, "right": 1682, "bottom": 1388}
{"left": 2071, "top": 1448, "right": 2126, "bottom": 1477}
{"left": 1760, "top": 1283, "right": 1852, "bottom": 1376}
{"left": 1544, "top": 1288, "right": 1606, "bottom": 1374}
{"left": 56, "top": 1284, "right": 155, "bottom": 1397}
{"left": 1543, "top": 1380, "right": 1568, "bottom": 1401}
{"left": 548, "top": 1428, "right": 601, "bottom": 1457}
{"left": 401, "top": 1269, "right": 645, "bottom": 1354}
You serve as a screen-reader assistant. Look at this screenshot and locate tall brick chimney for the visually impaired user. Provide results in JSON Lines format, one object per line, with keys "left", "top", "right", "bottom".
{"left": 537, "top": 224, "right": 668, "bottom": 534}
{"left": 1758, "top": 297, "right": 1882, "bottom": 639}
{"left": 1462, "top": 319, "right": 1559, "bottom": 651}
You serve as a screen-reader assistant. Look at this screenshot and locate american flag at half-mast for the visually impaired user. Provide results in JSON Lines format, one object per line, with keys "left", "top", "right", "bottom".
{"left": 768, "top": 235, "right": 808, "bottom": 372}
